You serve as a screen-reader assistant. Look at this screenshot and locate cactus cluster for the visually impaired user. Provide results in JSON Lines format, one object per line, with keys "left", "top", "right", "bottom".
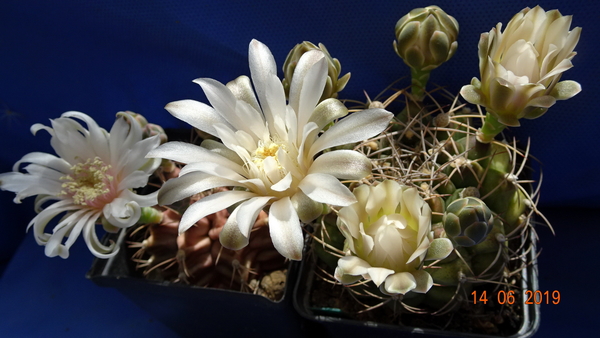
{"left": 313, "top": 87, "right": 543, "bottom": 317}
{"left": 128, "top": 182, "right": 287, "bottom": 300}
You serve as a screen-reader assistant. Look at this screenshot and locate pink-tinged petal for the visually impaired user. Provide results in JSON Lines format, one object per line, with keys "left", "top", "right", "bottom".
{"left": 179, "top": 190, "right": 256, "bottom": 234}
{"left": 309, "top": 150, "right": 371, "bottom": 180}
{"left": 268, "top": 197, "right": 304, "bottom": 261}
{"left": 157, "top": 172, "right": 241, "bottom": 206}
{"left": 298, "top": 173, "right": 356, "bottom": 206}
{"left": 165, "top": 99, "right": 231, "bottom": 138}
{"left": 309, "top": 108, "right": 392, "bottom": 156}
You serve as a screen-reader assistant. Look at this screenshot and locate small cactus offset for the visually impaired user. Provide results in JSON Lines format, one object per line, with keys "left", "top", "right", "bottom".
{"left": 443, "top": 197, "right": 494, "bottom": 247}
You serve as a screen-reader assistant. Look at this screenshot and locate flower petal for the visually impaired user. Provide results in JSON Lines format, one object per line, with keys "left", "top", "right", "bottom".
{"left": 290, "top": 50, "right": 327, "bottom": 133}
{"left": 298, "top": 173, "right": 357, "bottom": 206}
{"left": 103, "top": 198, "right": 142, "bottom": 229}
{"left": 165, "top": 99, "right": 231, "bottom": 138}
{"left": 382, "top": 272, "right": 417, "bottom": 295}
{"left": 147, "top": 141, "right": 246, "bottom": 175}
{"left": 411, "top": 270, "right": 434, "bottom": 293}
{"left": 309, "top": 150, "right": 372, "bottom": 180}
{"left": 307, "top": 98, "right": 349, "bottom": 130}
{"left": 157, "top": 172, "right": 241, "bottom": 206}
{"left": 248, "top": 39, "right": 278, "bottom": 132}
{"left": 235, "top": 196, "right": 273, "bottom": 238}
{"left": 366, "top": 267, "right": 395, "bottom": 287}
{"left": 268, "top": 197, "right": 303, "bottom": 261}
{"left": 335, "top": 255, "right": 371, "bottom": 282}
{"left": 179, "top": 190, "right": 256, "bottom": 233}
{"left": 219, "top": 206, "right": 248, "bottom": 250}
{"left": 83, "top": 212, "right": 118, "bottom": 259}
{"left": 309, "top": 108, "right": 392, "bottom": 156}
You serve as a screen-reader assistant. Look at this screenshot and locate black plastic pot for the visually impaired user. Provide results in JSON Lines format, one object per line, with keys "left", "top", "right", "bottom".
{"left": 293, "top": 237, "right": 541, "bottom": 338}
{"left": 87, "top": 230, "right": 308, "bottom": 337}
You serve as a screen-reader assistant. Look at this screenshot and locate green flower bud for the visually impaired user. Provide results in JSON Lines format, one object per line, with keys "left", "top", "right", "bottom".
{"left": 282, "top": 41, "right": 350, "bottom": 102}
{"left": 443, "top": 197, "right": 494, "bottom": 247}
{"left": 393, "top": 5, "right": 459, "bottom": 72}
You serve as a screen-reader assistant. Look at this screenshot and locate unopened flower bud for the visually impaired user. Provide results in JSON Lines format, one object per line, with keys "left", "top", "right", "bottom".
{"left": 282, "top": 41, "right": 350, "bottom": 102}
{"left": 393, "top": 5, "right": 459, "bottom": 72}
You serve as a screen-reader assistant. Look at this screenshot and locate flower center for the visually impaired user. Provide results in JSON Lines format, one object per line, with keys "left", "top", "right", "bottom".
{"left": 253, "top": 141, "right": 280, "bottom": 162}
{"left": 60, "top": 157, "right": 114, "bottom": 206}
{"left": 250, "top": 140, "right": 294, "bottom": 187}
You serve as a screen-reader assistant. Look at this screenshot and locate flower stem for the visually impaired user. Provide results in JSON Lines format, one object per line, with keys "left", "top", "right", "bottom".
{"left": 477, "top": 111, "right": 506, "bottom": 144}
{"left": 410, "top": 68, "right": 431, "bottom": 102}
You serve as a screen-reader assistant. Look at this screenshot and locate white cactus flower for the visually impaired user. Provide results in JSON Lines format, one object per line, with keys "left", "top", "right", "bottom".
{"left": 147, "top": 39, "right": 393, "bottom": 261}
{"left": 460, "top": 5, "right": 581, "bottom": 127}
{"left": 0, "top": 112, "right": 161, "bottom": 258}
{"left": 334, "top": 180, "right": 453, "bottom": 295}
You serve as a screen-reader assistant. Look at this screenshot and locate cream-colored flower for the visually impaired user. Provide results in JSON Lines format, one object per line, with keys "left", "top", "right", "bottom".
{"left": 0, "top": 112, "right": 161, "bottom": 258}
{"left": 147, "top": 39, "right": 393, "bottom": 261}
{"left": 334, "top": 180, "right": 453, "bottom": 295}
{"left": 460, "top": 5, "right": 581, "bottom": 126}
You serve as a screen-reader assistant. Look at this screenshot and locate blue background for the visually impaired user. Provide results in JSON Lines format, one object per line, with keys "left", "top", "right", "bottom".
{"left": 0, "top": 1, "right": 597, "bottom": 337}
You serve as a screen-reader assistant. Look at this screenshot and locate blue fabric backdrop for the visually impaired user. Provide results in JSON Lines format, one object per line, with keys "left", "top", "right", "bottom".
{"left": 0, "top": 1, "right": 597, "bottom": 336}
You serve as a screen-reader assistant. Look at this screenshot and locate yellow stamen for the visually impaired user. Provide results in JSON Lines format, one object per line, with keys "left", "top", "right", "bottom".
{"left": 60, "top": 157, "right": 113, "bottom": 205}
